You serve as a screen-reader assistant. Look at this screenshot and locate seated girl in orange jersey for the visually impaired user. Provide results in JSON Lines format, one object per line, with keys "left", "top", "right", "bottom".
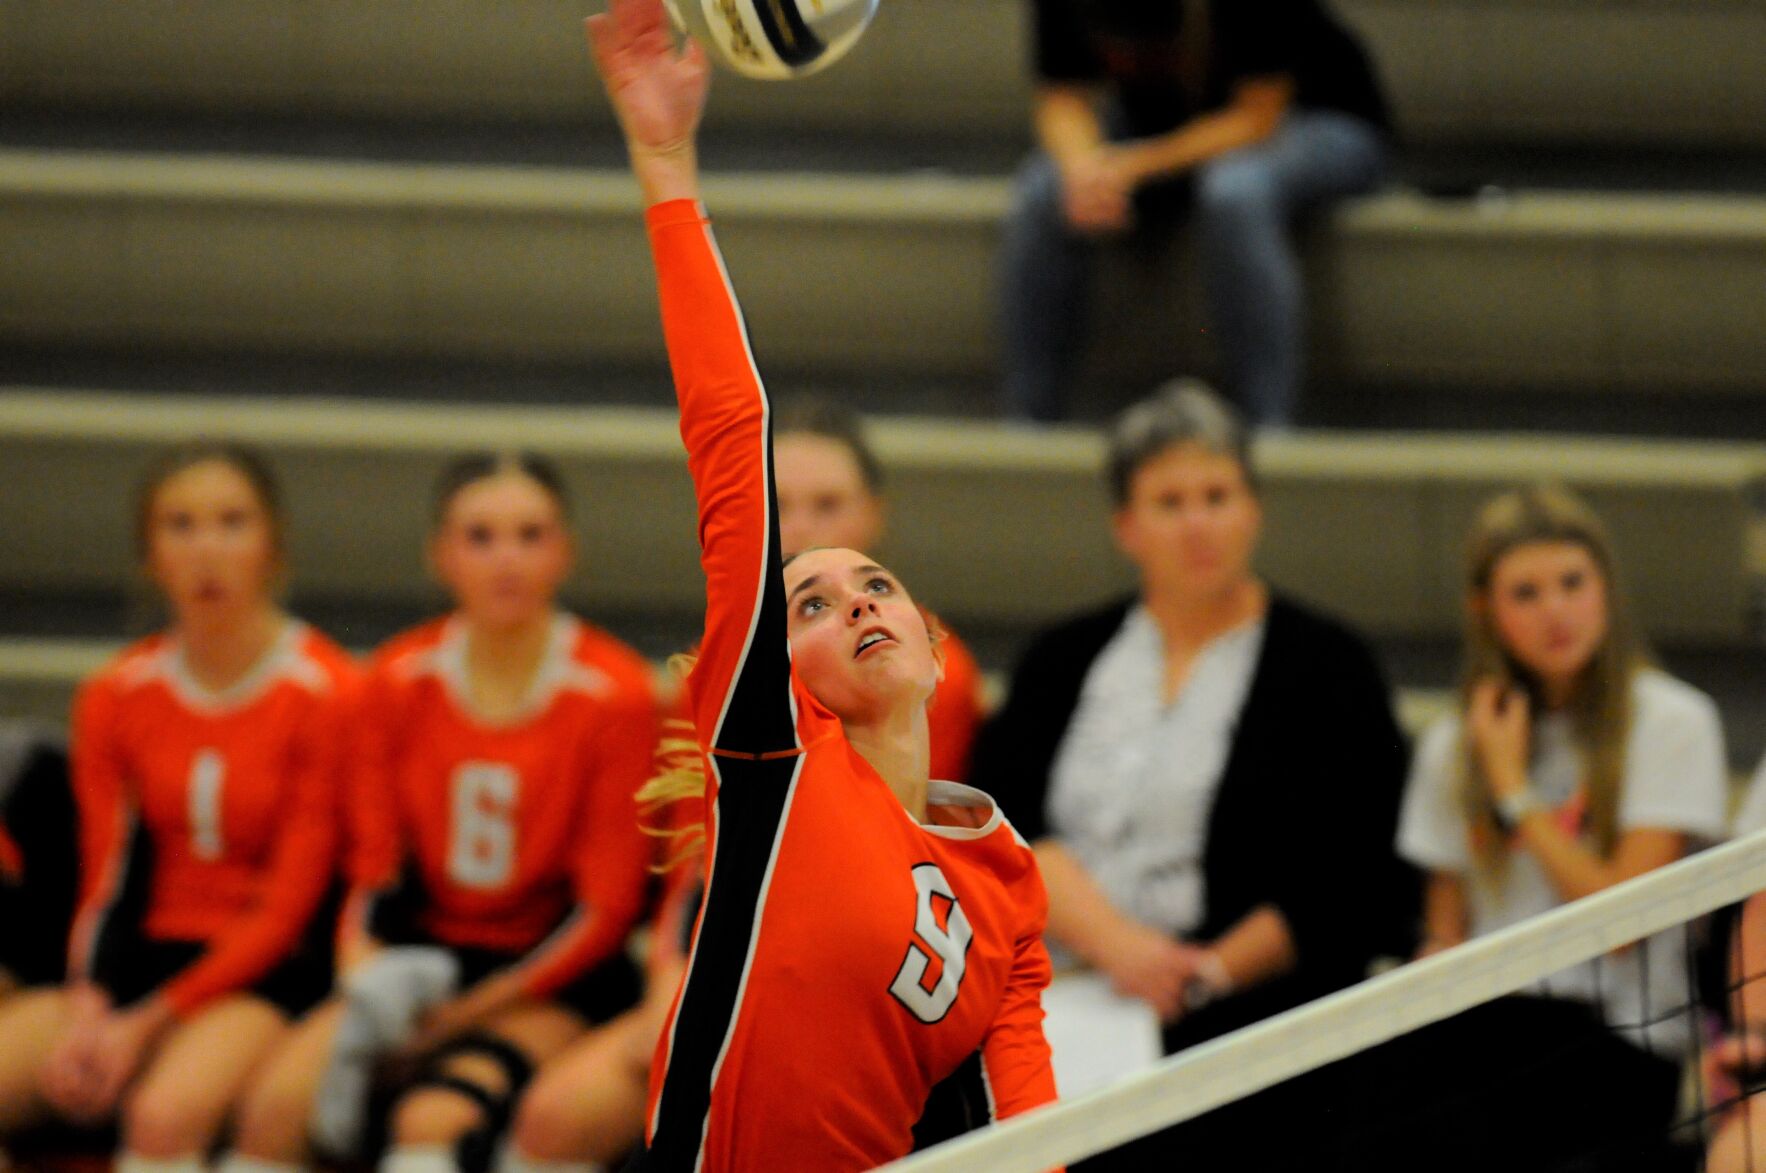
{"left": 219, "top": 453, "right": 659, "bottom": 1173}
{"left": 503, "top": 760, "right": 702, "bottom": 1173}
{"left": 0, "top": 445, "right": 357, "bottom": 1173}
{"left": 501, "top": 401, "right": 990, "bottom": 1173}
{"left": 583, "top": 4, "right": 1060, "bottom": 1169}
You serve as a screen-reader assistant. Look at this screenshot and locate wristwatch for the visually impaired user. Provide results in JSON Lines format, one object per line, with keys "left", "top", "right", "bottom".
{"left": 1182, "top": 950, "right": 1234, "bottom": 1012}
{"left": 1493, "top": 788, "right": 1547, "bottom": 833}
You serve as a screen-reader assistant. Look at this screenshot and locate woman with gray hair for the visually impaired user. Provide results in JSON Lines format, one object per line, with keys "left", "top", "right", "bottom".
{"left": 970, "top": 379, "right": 1416, "bottom": 1168}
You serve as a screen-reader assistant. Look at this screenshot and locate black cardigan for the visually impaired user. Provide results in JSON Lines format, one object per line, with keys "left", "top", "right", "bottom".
{"left": 970, "top": 594, "right": 1418, "bottom": 1045}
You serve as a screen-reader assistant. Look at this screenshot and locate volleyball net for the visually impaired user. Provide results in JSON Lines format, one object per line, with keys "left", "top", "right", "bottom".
{"left": 890, "top": 830, "right": 1766, "bottom": 1173}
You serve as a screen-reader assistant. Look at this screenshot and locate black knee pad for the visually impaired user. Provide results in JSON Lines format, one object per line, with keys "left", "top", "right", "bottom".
{"left": 404, "top": 1032, "right": 537, "bottom": 1173}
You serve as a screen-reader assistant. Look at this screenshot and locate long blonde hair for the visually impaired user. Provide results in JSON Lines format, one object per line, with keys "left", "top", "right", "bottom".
{"left": 1458, "top": 485, "right": 1647, "bottom": 873}
{"left": 638, "top": 655, "right": 709, "bottom": 874}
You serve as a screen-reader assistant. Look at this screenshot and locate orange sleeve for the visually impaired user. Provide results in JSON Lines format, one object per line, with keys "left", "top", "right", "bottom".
{"left": 510, "top": 672, "right": 660, "bottom": 998}
{"left": 646, "top": 199, "right": 798, "bottom": 762}
{"left": 66, "top": 675, "right": 132, "bottom": 983}
{"left": 339, "top": 662, "right": 405, "bottom": 946}
{"left": 159, "top": 680, "right": 353, "bottom": 1017}
{"left": 927, "top": 631, "right": 986, "bottom": 784}
{"left": 982, "top": 935, "right": 1060, "bottom": 1123}
{"left": 981, "top": 874, "right": 1060, "bottom": 1130}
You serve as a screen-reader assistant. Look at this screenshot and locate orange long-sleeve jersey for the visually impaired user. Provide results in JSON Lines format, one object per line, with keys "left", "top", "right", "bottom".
{"left": 343, "top": 614, "right": 658, "bottom": 999}
{"left": 637, "top": 201, "right": 1059, "bottom": 1173}
{"left": 67, "top": 623, "right": 357, "bottom": 1018}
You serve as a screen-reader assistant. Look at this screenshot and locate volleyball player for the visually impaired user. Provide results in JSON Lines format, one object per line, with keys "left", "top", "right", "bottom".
{"left": 222, "top": 453, "right": 657, "bottom": 1173}
{"left": 772, "top": 397, "right": 986, "bottom": 782}
{"left": 503, "top": 781, "right": 700, "bottom": 1173}
{"left": 0, "top": 725, "right": 76, "bottom": 1005}
{"left": 0, "top": 446, "right": 355, "bottom": 1173}
{"left": 502, "top": 400, "right": 994, "bottom": 1173}
{"left": 586, "top": 3, "right": 1059, "bottom": 1167}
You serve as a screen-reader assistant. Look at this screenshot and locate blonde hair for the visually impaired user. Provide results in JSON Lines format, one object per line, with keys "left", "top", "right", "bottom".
{"left": 638, "top": 654, "right": 709, "bottom": 873}
{"left": 1457, "top": 485, "right": 1647, "bottom": 874}
{"left": 638, "top": 608, "right": 948, "bottom": 871}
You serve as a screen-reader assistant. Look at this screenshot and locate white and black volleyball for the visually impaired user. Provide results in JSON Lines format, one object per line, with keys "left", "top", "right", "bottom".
{"left": 664, "top": 0, "right": 879, "bottom": 80}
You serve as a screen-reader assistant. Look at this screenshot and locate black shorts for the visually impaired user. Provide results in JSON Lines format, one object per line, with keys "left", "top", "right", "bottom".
{"left": 447, "top": 944, "right": 642, "bottom": 1025}
{"left": 96, "top": 937, "right": 331, "bottom": 1019}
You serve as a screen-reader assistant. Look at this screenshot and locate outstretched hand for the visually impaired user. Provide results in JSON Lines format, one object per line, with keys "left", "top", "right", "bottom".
{"left": 588, "top": 0, "right": 710, "bottom": 203}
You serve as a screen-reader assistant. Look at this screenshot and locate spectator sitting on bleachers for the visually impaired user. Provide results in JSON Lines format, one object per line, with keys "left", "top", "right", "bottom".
{"left": 1703, "top": 754, "right": 1766, "bottom": 1173}
{"left": 999, "top": 0, "right": 1391, "bottom": 427}
{"left": 0, "top": 723, "right": 76, "bottom": 1004}
{"left": 969, "top": 379, "right": 1414, "bottom": 1168}
{"left": 1390, "top": 484, "right": 1729, "bottom": 1172}
{"left": 221, "top": 453, "right": 658, "bottom": 1173}
{"left": 0, "top": 446, "right": 357, "bottom": 1173}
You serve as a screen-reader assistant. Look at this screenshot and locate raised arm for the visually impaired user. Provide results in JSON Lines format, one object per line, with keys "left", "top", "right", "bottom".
{"left": 590, "top": 0, "right": 797, "bottom": 760}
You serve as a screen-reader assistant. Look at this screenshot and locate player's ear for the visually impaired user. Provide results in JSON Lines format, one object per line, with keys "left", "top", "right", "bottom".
{"left": 919, "top": 605, "right": 947, "bottom": 679}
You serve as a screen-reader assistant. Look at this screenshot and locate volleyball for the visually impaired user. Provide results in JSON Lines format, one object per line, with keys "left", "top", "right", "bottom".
{"left": 663, "top": 0, "right": 878, "bottom": 80}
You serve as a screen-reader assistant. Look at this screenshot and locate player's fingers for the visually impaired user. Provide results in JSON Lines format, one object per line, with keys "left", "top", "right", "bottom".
{"left": 679, "top": 35, "right": 708, "bottom": 73}
{"left": 584, "top": 15, "right": 614, "bottom": 74}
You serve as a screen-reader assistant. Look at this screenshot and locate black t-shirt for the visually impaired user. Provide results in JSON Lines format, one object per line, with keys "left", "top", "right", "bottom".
{"left": 0, "top": 741, "right": 77, "bottom": 987}
{"left": 1032, "top": 0, "right": 1391, "bottom": 137}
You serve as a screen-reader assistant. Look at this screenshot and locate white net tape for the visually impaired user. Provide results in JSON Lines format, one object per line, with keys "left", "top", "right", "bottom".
{"left": 888, "top": 830, "right": 1766, "bottom": 1173}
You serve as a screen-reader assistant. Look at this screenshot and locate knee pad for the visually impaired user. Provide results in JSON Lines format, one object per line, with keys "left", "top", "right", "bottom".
{"left": 312, "top": 950, "right": 462, "bottom": 1159}
{"left": 404, "top": 1033, "right": 536, "bottom": 1173}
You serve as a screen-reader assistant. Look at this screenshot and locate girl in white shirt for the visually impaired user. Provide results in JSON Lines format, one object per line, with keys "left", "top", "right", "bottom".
{"left": 1392, "top": 484, "right": 1727, "bottom": 1171}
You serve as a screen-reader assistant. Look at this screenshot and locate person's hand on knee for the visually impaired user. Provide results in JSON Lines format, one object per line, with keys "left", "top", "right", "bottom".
{"left": 1058, "top": 149, "right": 1134, "bottom": 234}
{"left": 40, "top": 1026, "right": 103, "bottom": 1119}
{"left": 83, "top": 999, "right": 172, "bottom": 1119}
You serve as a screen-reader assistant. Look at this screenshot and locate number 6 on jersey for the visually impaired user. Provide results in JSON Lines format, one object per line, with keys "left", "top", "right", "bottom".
{"left": 449, "top": 762, "right": 519, "bottom": 888}
{"left": 890, "top": 863, "right": 974, "bottom": 1023}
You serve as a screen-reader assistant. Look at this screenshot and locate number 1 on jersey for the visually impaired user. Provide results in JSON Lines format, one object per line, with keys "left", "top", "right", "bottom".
{"left": 187, "top": 748, "right": 226, "bottom": 861}
{"left": 890, "top": 863, "right": 974, "bottom": 1024}
{"left": 449, "top": 762, "right": 519, "bottom": 889}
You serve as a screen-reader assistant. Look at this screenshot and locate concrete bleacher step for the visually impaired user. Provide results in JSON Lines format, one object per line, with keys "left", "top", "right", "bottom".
{"left": 3, "top": 389, "right": 1762, "bottom": 654}
{"left": 4, "top": 0, "right": 1764, "bottom": 148}
{"left": 4, "top": 149, "right": 1765, "bottom": 396}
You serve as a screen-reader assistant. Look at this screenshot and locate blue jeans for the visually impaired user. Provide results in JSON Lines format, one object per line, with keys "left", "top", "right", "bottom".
{"left": 998, "top": 111, "right": 1388, "bottom": 425}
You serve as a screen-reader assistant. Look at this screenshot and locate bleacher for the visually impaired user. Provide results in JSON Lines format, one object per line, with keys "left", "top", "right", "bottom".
{"left": 3, "top": 0, "right": 1765, "bottom": 758}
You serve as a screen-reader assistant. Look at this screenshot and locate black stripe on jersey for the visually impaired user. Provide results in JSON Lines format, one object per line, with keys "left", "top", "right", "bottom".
{"left": 706, "top": 410, "right": 799, "bottom": 760}
{"left": 911, "top": 1049, "right": 995, "bottom": 1152}
{"left": 642, "top": 753, "right": 802, "bottom": 1172}
{"left": 88, "top": 814, "right": 152, "bottom": 990}
{"left": 749, "top": 0, "right": 825, "bottom": 68}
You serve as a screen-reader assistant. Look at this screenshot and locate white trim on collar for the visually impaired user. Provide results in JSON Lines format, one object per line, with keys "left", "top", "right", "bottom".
{"left": 919, "top": 779, "right": 1005, "bottom": 840}
{"left": 431, "top": 612, "right": 591, "bottom": 727}
{"left": 161, "top": 619, "right": 314, "bottom": 714}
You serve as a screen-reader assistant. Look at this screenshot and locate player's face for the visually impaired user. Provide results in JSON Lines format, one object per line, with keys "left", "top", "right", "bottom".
{"left": 774, "top": 433, "right": 885, "bottom": 556}
{"left": 145, "top": 460, "right": 280, "bottom": 619}
{"left": 1113, "top": 442, "right": 1261, "bottom": 601}
{"left": 1483, "top": 541, "right": 1610, "bottom": 693}
{"left": 432, "top": 473, "right": 573, "bottom": 631}
{"left": 783, "top": 547, "right": 939, "bottom": 725}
